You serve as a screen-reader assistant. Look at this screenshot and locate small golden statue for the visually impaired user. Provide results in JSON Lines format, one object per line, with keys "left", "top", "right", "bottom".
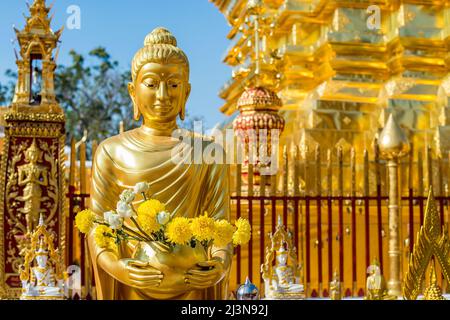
{"left": 88, "top": 27, "right": 231, "bottom": 300}
{"left": 364, "top": 259, "right": 396, "bottom": 300}
{"left": 423, "top": 260, "right": 446, "bottom": 300}
{"left": 19, "top": 215, "right": 65, "bottom": 300}
{"left": 261, "top": 216, "right": 304, "bottom": 300}
{"left": 17, "top": 139, "right": 49, "bottom": 233}
{"left": 329, "top": 271, "right": 341, "bottom": 300}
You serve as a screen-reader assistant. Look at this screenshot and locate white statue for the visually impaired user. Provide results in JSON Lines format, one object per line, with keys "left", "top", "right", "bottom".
{"left": 20, "top": 215, "right": 65, "bottom": 300}
{"left": 261, "top": 216, "right": 304, "bottom": 299}
{"left": 272, "top": 244, "right": 304, "bottom": 294}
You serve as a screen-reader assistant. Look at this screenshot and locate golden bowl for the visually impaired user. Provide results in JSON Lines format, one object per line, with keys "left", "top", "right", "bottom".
{"left": 132, "top": 241, "right": 208, "bottom": 295}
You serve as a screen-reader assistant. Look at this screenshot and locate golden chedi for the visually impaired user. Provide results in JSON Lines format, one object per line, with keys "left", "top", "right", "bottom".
{"left": 88, "top": 27, "right": 232, "bottom": 300}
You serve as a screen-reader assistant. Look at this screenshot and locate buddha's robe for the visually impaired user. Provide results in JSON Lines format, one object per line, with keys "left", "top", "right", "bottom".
{"left": 88, "top": 127, "right": 231, "bottom": 300}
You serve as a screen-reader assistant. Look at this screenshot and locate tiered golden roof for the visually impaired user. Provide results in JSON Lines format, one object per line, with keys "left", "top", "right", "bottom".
{"left": 211, "top": 0, "right": 450, "bottom": 156}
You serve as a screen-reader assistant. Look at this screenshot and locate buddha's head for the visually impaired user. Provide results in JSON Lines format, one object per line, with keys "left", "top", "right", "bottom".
{"left": 129, "top": 27, "right": 191, "bottom": 131}
{"left": 276, "top": 243, "right": 288, "bottom": 266}
{"left": 35, "top": 238, "right": 48, "bottom": 268}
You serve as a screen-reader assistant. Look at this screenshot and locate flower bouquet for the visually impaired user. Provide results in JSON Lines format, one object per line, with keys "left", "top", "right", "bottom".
{"left": 75, "top": 182, "right": 251, "bottom": 293}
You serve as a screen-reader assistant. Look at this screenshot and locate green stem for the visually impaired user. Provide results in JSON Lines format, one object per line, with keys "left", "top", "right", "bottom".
{"left": 122, "top": 225, "right": 149, "bottom": 242}
{"left": 128, "top": 203, "right": 156, "bottom": 241}
{"left": 130, "top": 217, "right": 155, "bottom": 242}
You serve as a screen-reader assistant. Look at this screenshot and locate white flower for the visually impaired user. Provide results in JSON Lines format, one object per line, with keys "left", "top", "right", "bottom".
{"left": 104, "top": 211, "right": 123, "bottom": 230}
{"left": 134, "top": 182, "right": 149, "bottom": 194}
{"left": 116, "top": 201, "right": 133, "bottom": 218}
{"left": 157, "top": 211, "right": 170, "bottom": 225}
{"left": 119, "top": 189, "right": 135, "bottom": 204}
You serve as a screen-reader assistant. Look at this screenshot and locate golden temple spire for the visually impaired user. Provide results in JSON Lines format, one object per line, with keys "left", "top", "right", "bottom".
{"left": 11, "top": 0, "right": 63, "bottom": 113}
{"left": 403, "top": 188, "right": 450, "bottom": 300}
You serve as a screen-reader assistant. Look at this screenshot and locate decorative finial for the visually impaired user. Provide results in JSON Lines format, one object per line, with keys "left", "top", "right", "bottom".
{"left": 38, "top": 213, "right": 45, "bottom": 226}
{"left": 379, "top": 114, "right": 410, "bottom": 159}
{"left": 403, "top": 185, "right": 450, "bottom": 300}
{"left": 277, "top": 215, "right": 283, "bottom": 227}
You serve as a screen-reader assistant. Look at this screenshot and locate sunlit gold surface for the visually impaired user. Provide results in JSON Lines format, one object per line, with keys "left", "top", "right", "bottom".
{"left": 17, "top": 139, "right": 49, "bottom": 233}
{"left": 88, "top": 28, "right": 232, "bottom": 300}
{"left": 380, "top": 115, "right": 410, "bottom": 297}
{"left": 364, "top": 259, "right": 396, "bottom": 300}
{"left": 212, "top": 0, "right": 450, "bottom": 187}
{"left": 423, "top": 260, "right": 445, "bottom": 300}
{"left": 12, "top": 0, "right": 63, "bottom": 113}
{"left": 403, "top": 188, "right": 450, "bottom": 300}
{"left": 379, "top": 114, "right": 410, "bottom": 160}
{"left": 329, "top": 271, "right": 341, "bottom": 300}
{"left": 0, "top": 0, "right": 66, "bottom": 299}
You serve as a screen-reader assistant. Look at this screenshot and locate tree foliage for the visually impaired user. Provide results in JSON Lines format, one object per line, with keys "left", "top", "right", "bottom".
{"left": 55, "top": 47, "right": 134, "bottom": 144}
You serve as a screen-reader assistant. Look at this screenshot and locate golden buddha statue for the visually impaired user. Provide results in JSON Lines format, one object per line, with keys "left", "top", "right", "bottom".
{"left": 364, "top": 259, "right": 396, "bottom": 300}
{"left": 88, "top": 27, "right": 231, "bottom": 300}
{"left": 17, "top": 139, "right": 49, "bottom": 233}
{"left": 329, "top": 271, "right": 341, "bottom": 300}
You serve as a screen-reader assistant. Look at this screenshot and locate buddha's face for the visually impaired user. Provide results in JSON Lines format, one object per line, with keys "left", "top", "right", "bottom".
{"left": 36, "top": 255, "right": 47, "bottom": 268}
{"left": 129, "top": 62, "right": 191, "bottom": 125}
{"left": 277, "top": 253, "right": 287, "bottom": 266}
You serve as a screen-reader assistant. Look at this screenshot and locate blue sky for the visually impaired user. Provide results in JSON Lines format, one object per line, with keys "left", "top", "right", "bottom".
{"left": 0, "top": 0, "right": 232, "bottom": 128}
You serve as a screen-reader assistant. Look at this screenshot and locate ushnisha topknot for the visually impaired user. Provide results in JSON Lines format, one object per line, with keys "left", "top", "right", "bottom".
{"left": 144, "top": 27, "right": 177, "bottom": 46}
{"left": 131, "top": 27, "right": 189, "bottom": 82}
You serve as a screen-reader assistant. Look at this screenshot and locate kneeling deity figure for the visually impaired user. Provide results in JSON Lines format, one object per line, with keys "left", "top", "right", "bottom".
{"left": 88, "top": 27, "right": 232, "bottom": 300}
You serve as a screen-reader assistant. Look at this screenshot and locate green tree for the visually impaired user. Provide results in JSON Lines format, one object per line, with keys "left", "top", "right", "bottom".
{"left": 55, "top": 47, "right": 135, "bottom": 144}
{"left": 0, "top": 69, "right": 17, "bottom": 106}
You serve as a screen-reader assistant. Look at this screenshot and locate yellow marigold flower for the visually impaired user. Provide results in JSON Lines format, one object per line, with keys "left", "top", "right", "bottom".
{"left": 165, "top": 217, "right": 192, "bottom": 245}
{"left": 233, "top": 218, "right": 251, "bottom": 246}
{"left": 191, "top": 213, "right": 216, "bottom": 242}
{"left": 137, "top": 211, "right": 160, "bottom": 234}
{"left": 137, "top": 199, "right": 163, "bottom": 234}
{"left": 94, "top": 225, "right": 116, "bottom": 249}
{"left": 214, "top": 220, "right": 236, "bottom": 247}
{"left": 75, "top": 209, "right": 95, "bottom": 234}
{"left": 138, "top": 199, "right": 165, "bottom": 216}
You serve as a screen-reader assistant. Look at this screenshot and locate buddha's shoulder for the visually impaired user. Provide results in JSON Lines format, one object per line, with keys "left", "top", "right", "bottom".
{"left": 184, "top": 130, "right": 215, "bottom": 145}
{"left": 94, "top": 134, "right": 130, "bottom": 161}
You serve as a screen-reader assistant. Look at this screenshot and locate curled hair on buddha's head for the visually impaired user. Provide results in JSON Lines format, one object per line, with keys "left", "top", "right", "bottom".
{"left": 131, "top": 27, "right": 190, "bottom": 82}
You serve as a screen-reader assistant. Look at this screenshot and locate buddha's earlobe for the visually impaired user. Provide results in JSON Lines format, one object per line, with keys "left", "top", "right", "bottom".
{"left": 180, "top": 105, "right": 185, "bottom": 121}
{"left": 179, "top": 83, "right": 191, "bottom": 121}
{"left": 128, "top": 82, "right": 141, "bottom": 121}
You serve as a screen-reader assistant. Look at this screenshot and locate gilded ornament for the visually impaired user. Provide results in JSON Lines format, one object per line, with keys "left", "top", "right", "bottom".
{"left": 403, "top": 188, "right": 450, "bottom": 300}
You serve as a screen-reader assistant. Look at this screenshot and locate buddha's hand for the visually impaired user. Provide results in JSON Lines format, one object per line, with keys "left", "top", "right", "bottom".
{"left": 184, "top": 258, "right": 225, "bottom": 290}
{"left": 120, "top": 259, "right": 164, "bottom": 289}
